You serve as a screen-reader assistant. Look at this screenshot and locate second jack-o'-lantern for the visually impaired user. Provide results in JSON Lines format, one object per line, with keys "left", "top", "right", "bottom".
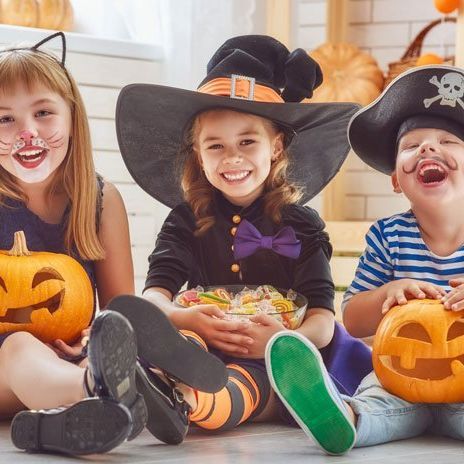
{"left": 0, "top": 231, "right": 93, "bottom": 344}
{"left": 373, "top": 299, "right": 464, "bottom": 403}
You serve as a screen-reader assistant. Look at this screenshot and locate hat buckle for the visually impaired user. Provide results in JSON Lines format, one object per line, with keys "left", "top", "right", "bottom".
{"left": 230, "top": 74, "right": 256, "bottom": 101}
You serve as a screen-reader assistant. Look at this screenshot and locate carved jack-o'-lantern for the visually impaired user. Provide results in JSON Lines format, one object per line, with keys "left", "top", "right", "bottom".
{"left": 373, "top": 299, "right": 464, "bottom": 403}
{"left": 0, "top": 231, "right": 93, "bottom": 344}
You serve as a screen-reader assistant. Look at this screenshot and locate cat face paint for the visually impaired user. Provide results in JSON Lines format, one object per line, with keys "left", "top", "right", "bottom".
{"left": 0, "top": 83, "right": 71, "bottom": 184}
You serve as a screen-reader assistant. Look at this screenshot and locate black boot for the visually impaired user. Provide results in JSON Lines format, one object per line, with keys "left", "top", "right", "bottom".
{"left": 107, "top": 295, "right": 228, "bottom": 444}
{"left": 107, "top": 295, "right": 227, "bottom": 392}
{"left": 11, "top": 398, "right": 132, "bottom": 455}
{"left": 84, "top": 310, "right": 148, "bottom": 440}
{"left": 136, "top": 363, "right": 191, "bottom": 444}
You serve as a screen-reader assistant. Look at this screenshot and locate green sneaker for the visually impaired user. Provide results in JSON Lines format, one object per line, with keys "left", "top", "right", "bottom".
{"left": 265, "top": 331, "right": 356, "bottom": 455}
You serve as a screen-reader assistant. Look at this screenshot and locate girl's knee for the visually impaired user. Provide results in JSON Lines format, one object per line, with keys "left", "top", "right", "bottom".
{"left": 0, "top": 332, "right": 43, "bottom": 361}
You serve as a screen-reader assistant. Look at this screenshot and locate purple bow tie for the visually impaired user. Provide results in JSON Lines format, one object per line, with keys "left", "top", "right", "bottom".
{"left": 233, "top": 219, "right": 301, "bottom": 260}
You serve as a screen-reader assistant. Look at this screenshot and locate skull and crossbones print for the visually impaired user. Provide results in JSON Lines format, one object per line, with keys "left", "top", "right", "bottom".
{"left": 423, "top": 72, "right": 464, "bottom": 109}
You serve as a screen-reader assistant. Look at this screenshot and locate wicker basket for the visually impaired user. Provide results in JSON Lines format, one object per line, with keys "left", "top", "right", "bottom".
{"left": 384, "top": 17, "right": 456, "bottom": 88}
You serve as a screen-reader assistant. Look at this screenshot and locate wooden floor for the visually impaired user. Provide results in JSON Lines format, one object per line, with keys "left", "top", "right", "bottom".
{"left": 1, "top": 420, "right": 464, "bottom": 463}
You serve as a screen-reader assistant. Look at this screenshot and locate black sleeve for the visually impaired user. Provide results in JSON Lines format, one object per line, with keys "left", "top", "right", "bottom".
{"left": 286, "top": 205, "right": 335, "bottom": 312}
{"left": 144, "top": 204, "right": 196, "bottom": 296}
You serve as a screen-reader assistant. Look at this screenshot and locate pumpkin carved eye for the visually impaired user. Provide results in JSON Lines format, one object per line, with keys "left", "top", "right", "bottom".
{"left": 31, "top": 268, "right": 64, "bottom": 289}
{"left": 397, "top": 322, "right": 432, "bottom": 342}
{"left": 0, "top": 276, "right": 6, "bottom": 293}
{"left": 447, "top": 320, "right": 464, "bottom": 341}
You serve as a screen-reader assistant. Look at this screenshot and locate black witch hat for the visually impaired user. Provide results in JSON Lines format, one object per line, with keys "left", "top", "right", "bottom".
{"left": 116, "top": 35, "right": 360, "bottom": 208}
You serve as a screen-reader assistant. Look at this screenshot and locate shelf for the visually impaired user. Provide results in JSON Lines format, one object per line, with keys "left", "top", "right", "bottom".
{"left": 0, "top": 24, "right": 164, "bottom": 61}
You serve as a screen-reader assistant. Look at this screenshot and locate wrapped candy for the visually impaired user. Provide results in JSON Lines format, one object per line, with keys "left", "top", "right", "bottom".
{"left": 175, "top": 285, "right": 307, "bottom": 329}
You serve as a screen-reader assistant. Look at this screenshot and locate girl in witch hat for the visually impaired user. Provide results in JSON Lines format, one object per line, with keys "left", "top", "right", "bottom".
{"left": 112, "top": 34, "right": 372, "bottom": 438}
{"left": 266, "top": 65, "right": 464, "bottom": 455}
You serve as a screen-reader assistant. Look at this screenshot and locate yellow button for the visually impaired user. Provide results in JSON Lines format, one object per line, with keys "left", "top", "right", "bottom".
{"left": 230, "top": 226, "right": 237, "bottom": 236}
{"left": 232, "top": 215, "right": 241, "bottom": 224}
{"left": 231, "top": 263, "right": 240, "bottom": 273}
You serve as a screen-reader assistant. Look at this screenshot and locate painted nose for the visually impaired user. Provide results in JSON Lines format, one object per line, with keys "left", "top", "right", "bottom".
{"left": 17, "top": 130, "right": 36, "bottom": 145}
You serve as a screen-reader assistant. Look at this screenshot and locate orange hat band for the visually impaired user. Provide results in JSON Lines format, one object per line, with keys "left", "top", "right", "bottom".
{"left": 198, "top": 75, "right": 284, "bottom": 103}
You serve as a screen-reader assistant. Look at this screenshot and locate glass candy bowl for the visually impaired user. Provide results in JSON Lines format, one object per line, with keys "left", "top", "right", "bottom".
{"left": 175, "top": 285, "right": 308, "bottom": 330}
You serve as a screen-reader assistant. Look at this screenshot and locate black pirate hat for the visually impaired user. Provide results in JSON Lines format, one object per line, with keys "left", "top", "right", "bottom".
{"left": 349, "top": 65, "right": 464, "bottom": 175}
{"left": 116, "top": 35, "right": 360, "bottom": 208}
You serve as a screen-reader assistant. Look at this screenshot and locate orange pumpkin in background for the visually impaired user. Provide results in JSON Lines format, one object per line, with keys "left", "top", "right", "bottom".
{"left": 373, "top": 299, "right": 464, "bottom": 403}
{"left": 434, "top": 0, "right": 460, "bottom": 14}
{"left": 0, "top": 231, "right": 93, "bottom": 344}
{"left": 307, "top": 43, "right": 385, "bottom": 106}
{"left": 0, "top": 0, "right": 39, "bottom": 27}
{"left": 36, "top": 0, "right": 74, "bottom": 31}
{"left": 416, "top": 53, "right": 445, "bottom": 66}
{"left": 0, "top": 0, "right": 74, "bottom": 31}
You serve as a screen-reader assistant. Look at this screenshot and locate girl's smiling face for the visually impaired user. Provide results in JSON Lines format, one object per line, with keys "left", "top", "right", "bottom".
{"left": 393, "top": 128, "right": 464, "bottom": 206}
{"left": 194, "top": 109, "right": 283, "bottom": 207}
{"left": 0, "top": 82, "right": 71, "bottom": 184}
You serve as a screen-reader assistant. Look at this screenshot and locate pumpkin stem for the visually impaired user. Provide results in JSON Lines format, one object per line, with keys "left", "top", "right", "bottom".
{"left": 9, "top": 231, "right": 32, "bottom": 257}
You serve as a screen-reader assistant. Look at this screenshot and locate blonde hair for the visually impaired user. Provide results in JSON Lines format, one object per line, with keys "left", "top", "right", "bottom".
{"left": 0, "top": 47, "right": 104, "bottom": 260}
{"left": 181, "top": 110, "right": 302, "bottom": 236}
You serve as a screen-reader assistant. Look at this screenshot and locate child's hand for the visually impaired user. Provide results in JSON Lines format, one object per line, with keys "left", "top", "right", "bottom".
{"left": 231, "top": 314, "right": 285, "bottom": 359}
{"left": 441, "top": 278, "right": 464, "bottom": 311}
{"left": 382, "top": 279, "right": 446, "bottom": 314}
{"left": 174, "top": 304, "right": 254, "bottom": 355}
{"left": 51, "top": 327, "right": 91, "bottom": 360}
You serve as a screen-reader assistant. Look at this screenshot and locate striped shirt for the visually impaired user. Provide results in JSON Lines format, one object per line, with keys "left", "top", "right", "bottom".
{"left": 342, "top": 210, "right": 464, "bottom": 311}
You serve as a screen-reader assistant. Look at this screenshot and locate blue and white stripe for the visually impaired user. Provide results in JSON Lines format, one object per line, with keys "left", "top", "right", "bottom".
{"left": 342, "top": 211, "right": 464, "bottom": 311}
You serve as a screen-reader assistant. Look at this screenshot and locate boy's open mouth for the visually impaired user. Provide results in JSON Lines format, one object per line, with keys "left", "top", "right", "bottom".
{"left": 416, "top": 161, "right": 448, "bottom": 186}
{"left": 13, "top": 147, "right": 48, "bottom": 169}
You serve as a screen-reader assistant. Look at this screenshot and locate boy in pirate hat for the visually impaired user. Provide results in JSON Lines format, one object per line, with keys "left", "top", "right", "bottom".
{"left": 112, "top": 35, "right": 372, "bottom": 441}
{"left": 266, "top": 65, "right": 464, "bottom": 455}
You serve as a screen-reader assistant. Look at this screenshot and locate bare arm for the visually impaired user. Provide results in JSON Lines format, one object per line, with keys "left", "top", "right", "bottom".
{"left": 343, "top": 279, "right": 446, "bottom": 338}
{"left": 296, "top": 307, "right": 335, "bottom": 349}
{"left": 143, "top": 286, "right": 177, "bottom": 315}
{"left": 94, "top": 182, "right": 134, "bottom": 308}
{"left": 343, "top": 287, "right": 389, "bottom": 338}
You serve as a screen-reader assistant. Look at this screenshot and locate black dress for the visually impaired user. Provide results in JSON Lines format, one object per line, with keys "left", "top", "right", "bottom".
{"left": 145, "top": 192, "right": 373, "bottom": 403}
{"left": 146, "top": 192, "right": 334, "bottom": 313}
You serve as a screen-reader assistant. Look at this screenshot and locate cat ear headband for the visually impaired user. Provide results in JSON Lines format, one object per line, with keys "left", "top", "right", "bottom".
{"left": 2, "top": 31, "right": 67, "bottom": 66}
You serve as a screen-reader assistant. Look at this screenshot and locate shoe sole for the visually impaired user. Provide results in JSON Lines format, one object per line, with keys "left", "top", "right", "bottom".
{"left": 265, "top": 331, "right": 356, "bottom": 455}
{"left": 11, "top": 398, "right": 131, "bottom": 455}
{"left": 135, "top": 364, "right": 188, "bottom": 445}
{"left": 89, "top": 311, "right": 148, "bottom": 440}
{"left": 107, "top": 295, "right": 227, "bottom": 393}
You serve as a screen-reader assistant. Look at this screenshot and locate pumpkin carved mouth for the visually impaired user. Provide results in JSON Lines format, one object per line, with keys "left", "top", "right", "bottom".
{"left": 379, "top": 354, "right": 464, "bottom": 380}
{"left": 0, "top": 289, "right": 65, "bottom": 324}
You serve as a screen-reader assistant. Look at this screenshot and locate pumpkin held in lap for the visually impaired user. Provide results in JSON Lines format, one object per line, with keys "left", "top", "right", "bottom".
{"left": 0, "top": 231, "right": 93, "bottom": 344}
{"left": 372, "top": 299, "right": 464, "bottom": 403}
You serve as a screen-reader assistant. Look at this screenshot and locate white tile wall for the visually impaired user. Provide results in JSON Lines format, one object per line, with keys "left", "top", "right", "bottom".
{"left": 294, "top": 0, "right": 458, "bottom": 222}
